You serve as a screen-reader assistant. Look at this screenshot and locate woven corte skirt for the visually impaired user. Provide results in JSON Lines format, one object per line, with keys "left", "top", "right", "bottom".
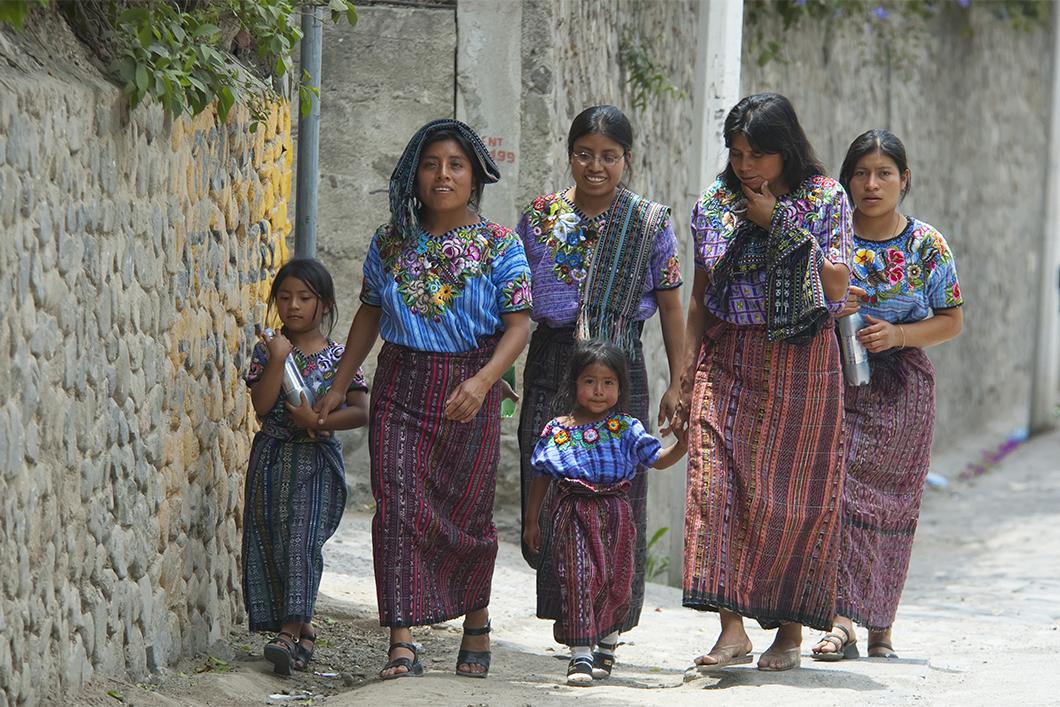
{"left": 370, "top": 339, "right": 502, "bottom": 628}
{"left": 683, "top": 320, "right": 845, "bottom": 631}
{"left": 537, "top": 479, "right": 635, "bottom": 646}
{"left": 242, "top": 426, "right": 347, "bottom": 632}
{"left": 837, "top": 347, "right": 936, "bottom": 631}
{"left": 518, "top": 323, "right": 650, "bottom": 633}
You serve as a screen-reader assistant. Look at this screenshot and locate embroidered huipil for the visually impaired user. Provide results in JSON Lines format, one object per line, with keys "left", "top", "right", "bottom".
{"left": 360, "top": 220, "right": 533, "bottom": 353}
{"left": 851, "top": 217, "right": 962, "bottom": 323}
{"left": 530, "top": 414, "right": 662, "bottom": 485}
{"left": 517, "top": 191, "right": 682, "bottom": 328}
{"left": 691, "top": 175, "right": 853, "bottom": 325}
{"left": 245, "top": 339, "right": 368, "bottom": 436}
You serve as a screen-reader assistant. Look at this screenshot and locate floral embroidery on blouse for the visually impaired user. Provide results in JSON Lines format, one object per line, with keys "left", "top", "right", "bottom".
{"left": 660, "top": 253, "right": 681, "bottom": 289}
{"left": 525, "top": 193, "right": 606, "bottom": 286}
{"left": 378, "top": 221, "right": 507, "bottom": 320}
{"left": 853, "top": 221, "right": 962, "bottom": 308}
{"left": 543, "top": 414, "right": 632, "bottom": 449}
{"left": 694, "top": 175, "right": 852, "bottom": 269}
{"left": 502, "top": 271, "right": 533, "bottom": 310}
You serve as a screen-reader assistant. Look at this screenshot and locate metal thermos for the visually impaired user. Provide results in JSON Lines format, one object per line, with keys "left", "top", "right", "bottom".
{"left": 836, "top": 313, "right": 871, "bottom": 387}
{"left": 260, "top": 327, "right": 316, "bottom": 407}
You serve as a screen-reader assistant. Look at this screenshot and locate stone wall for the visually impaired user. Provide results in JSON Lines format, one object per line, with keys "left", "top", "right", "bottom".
{"left": 741, "top": 3, "right": 1051, "bottom": 460}
{"left": 0, "top": 17, "right": 290, "bottom": 705}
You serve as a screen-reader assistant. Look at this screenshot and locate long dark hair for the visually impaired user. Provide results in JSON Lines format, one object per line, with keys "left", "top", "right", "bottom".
{"left": 839, "top": 129, "right": 912, "bottom": 201}
{"left": 418, "top": 127, "right": 488, "bottom": 210}
{"left": 720, "top": 93, "right": 825, "bottom": 193}
{"left": 268, "top": 258, "right": 337, "bottom": 337}
{"left": 567, "top": 104, "right": 635, "bottom": 182}
{"left": 552, "top": 339, "right": 630, "bottom": 417}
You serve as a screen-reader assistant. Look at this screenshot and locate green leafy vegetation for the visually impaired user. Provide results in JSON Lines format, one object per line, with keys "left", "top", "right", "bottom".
{"left": 619, "top": 30, "right": 688, "bottom": 113}
{"left": 1, "top": 1, "right": 357, "bottom": 127}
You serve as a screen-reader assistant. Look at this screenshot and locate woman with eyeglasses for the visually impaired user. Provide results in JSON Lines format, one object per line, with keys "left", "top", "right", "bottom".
{"left": 516, "top": 104, "right": 684, "bottom": 678}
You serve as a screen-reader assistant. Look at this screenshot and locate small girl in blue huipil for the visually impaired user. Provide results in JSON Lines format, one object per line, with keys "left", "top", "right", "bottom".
{"left": 524, "top": 339, "right": 686, "bottom": 686}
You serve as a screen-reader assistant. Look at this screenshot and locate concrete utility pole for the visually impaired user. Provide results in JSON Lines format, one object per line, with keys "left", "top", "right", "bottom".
{"left": 1030, "top": 5, "right": 1060, "bottom": 433}
{"left": 455, "top": 0, "right": 522, "bottom": 229}
{"left": 689, "top": 0, "right": 743, "bottom": 205}
{"left": 294, "top": 4, "right": 324, "bottom": 259}
{"left": 657, "top": 0, "right": 744, "bottom": 586}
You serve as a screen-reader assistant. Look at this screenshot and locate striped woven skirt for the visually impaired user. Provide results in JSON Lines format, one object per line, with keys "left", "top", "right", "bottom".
{"left": 837, "top": 347, "right": 935, "bottom": 631}
{"left": 537, "top": 479, "right": 635, "bottom": 646}
{"left": 518, "top": 323, "right": 650, "bottom": 633}
{"left": 370, "top": 339, "right": 502, "bottom": 628}
{"left": 242, "top": 426, "right": 347, "bottom": 632}
{"left": 682, "top": 319, "right": 845, "bottom": 631}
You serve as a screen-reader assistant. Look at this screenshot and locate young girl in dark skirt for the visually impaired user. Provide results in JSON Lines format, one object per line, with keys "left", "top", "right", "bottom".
{"left": 524, "top": 339, "right": 686, "bottom": 686}
{"left": 243, "top": 258, "right": 369, "bottom": 675}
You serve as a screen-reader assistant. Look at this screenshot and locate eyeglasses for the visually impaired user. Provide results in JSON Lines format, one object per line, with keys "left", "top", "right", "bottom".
{"left": 571, "top": 151, "right": 625, "bottom": 168}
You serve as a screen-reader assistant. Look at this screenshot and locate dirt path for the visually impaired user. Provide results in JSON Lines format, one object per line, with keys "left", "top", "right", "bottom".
{"left": 80, "top": 430, "right": 1060, "bottom": 706}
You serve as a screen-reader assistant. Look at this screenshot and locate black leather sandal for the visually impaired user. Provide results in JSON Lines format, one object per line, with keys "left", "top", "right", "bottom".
{"left": 263, "top": 631, "right": 298, "bottom": 675}
{"left": 592, "top": 641, "right": 618, "bottom": 679}
{"left": 566, "top": 655, "right": 593, "bottom": 686}
{"left": 455, "top": 621, "right": 491, "bottom": 678}
{"left": 380, "top": 641, "right": 424, "bottom": 680}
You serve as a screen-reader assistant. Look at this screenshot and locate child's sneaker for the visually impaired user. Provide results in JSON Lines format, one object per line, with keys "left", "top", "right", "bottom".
{"left": 591, "top": 640, "right": 618, "bottom": 679}
{"left": 566, "top": 656, "right": 594, "bottom": 685}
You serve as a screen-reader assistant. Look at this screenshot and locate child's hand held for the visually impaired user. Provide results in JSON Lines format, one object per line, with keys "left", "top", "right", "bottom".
{"left": 286, "top": 392, "right": 318, "bottom": 430}
{"left": 523, "top": 522, "right": 541, "bottom": 555}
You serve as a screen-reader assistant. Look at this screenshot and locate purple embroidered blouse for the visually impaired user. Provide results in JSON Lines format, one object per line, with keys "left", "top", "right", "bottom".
{"left": 691, "top": 175, "right": 854, "bottom": 326}
{"left": 517, "top": 191, "right": 682, "bottom": 328}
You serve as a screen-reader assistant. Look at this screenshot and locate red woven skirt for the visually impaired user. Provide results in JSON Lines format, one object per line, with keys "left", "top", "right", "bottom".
{"left": 537, "top": 479, "right": 635, "bottom": 646}
{"left": 369, "top": 339, "right": 501, "bottom": 628}
{"left": 837, "top": 347, "right": 935, "bottom": 630}
{"left": 683, "top": 320, "right": 845, "bottom": 631}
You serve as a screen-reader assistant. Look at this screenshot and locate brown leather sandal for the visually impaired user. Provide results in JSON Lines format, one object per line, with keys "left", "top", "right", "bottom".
{"left": 868, "top": 641, "right": 898, "bottom": 659}
{"left": 293, "top": 627, "right": 317, "bottom": 671}
{"left": 263, "top": 631, "right": 298, "bottom": 675}
{"left": 811, "top": 624, "right": 859, "bottom": 662}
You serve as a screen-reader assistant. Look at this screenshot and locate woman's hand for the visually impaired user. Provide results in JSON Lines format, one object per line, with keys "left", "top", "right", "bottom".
{"left": 836, "top": 285, "right": 867, "bottom": 318}
{"left": 858, "top": 314, "right": 903, "bottom": 352}
{"left": 742, "top": 180, "right": 777, "bottom": 229}
{"left": 444, "top": 373, "right": 491, "bottom": 423}
{"left": 657, "top": 384, "right": 681, "bottom": 437}
{"left": 314, "top": 388, "right": 346, "bottom": 427}
{"left": 523, "top": 520, "right": 541, "bottom": 555}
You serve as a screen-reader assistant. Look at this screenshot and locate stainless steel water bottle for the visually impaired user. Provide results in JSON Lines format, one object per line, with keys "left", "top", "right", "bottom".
{"left": 836, "top": 313, "right": 871, "bottom": 387}
{"left": 260, "top": 327, "right": 317, "bottom": 407}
